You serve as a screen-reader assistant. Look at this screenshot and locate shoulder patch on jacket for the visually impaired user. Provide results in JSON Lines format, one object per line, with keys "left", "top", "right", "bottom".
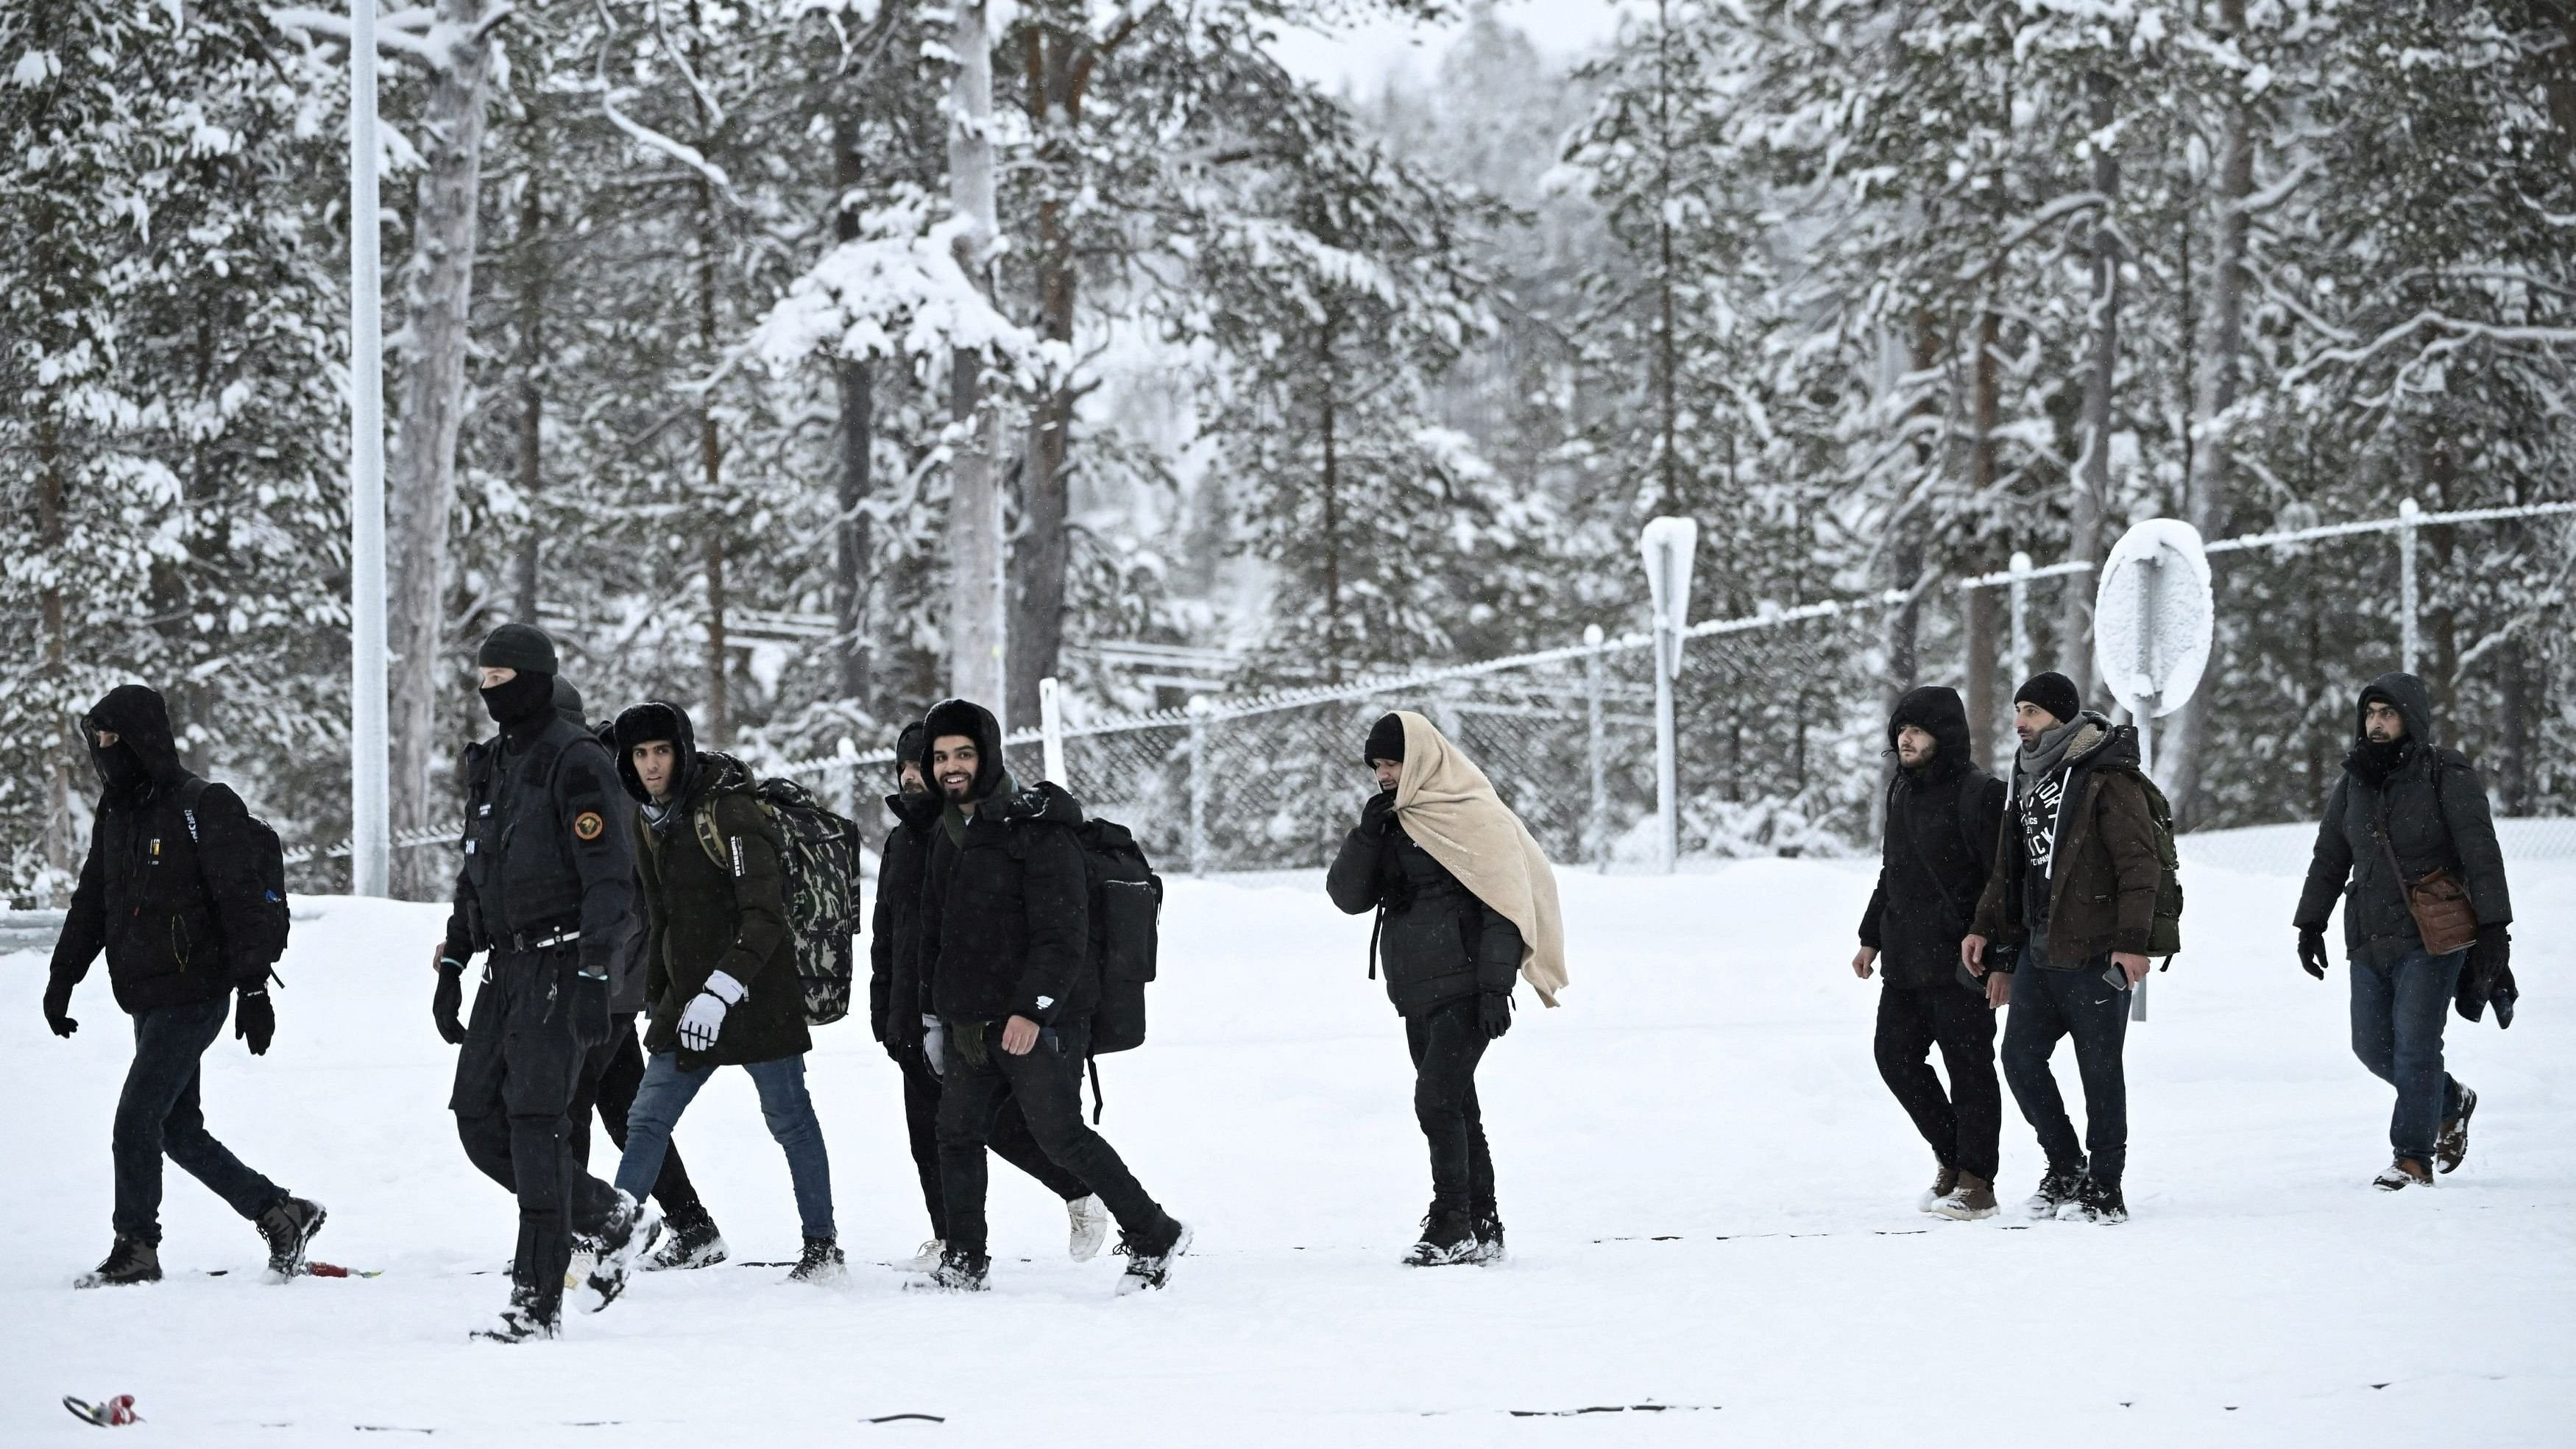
{"left": 573, "top": 810, "right": 606, "bottom": 843}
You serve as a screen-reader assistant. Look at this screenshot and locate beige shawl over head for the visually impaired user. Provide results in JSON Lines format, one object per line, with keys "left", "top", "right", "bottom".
{"left": 1389, "top": 711, "right": 1568, "bottom": 1007}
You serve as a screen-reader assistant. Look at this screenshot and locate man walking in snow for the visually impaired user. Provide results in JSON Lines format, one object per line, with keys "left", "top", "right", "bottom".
{"left": 605, "top": 701, "right": 844, "bottom": 1284}
{"left": 1964, "top": 671, "right": 2164, "bottom": 1225}
{"left": 868, "top": 720, "right": 1107, "bottom": 1272}
{"left": 436, "top": 624, "right": 659, "bottom": 1342}
{"left": 45, "top": 684, "right": 326, "bottom": 1289}
{"left": 911, "top": 698, "right": 1190, "bottom": 1294}
{"left": 1855, "top": 687, "right": 2008, "bottom": 1220}
{"left": 2293, "top": 672, "right": 2513, "bottom": 1189}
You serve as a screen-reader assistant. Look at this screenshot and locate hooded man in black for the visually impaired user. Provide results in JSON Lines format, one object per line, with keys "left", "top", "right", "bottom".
{"left": 436, "top": 624, "right": 659, "bottom": 1341}
{"left": 868, "top": 719, "right": 1103, "bottom": 1270}
{"left": 913, "top": 698, "right": 1189, "bottom": 1294}
{"left": 46, "top": 684, "right": 325, "bottom": 1289}
{"left": 2295, "top": 671, "right": 2513, "bottom": 1188}
{"left": 1855, "top": 686, "right": 2008, "bottom": 1219}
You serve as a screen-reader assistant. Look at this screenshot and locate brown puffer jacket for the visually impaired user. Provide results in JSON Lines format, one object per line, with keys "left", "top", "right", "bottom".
{"left": 1970, "top": 718, "right": 2164, "bottom": 965}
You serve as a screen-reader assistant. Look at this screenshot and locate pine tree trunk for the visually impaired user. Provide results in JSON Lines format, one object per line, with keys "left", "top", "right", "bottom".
{"left": 1008, "top": 24, "right": 1085, "bottom": 730}
{"left": 696, "top": 171, "right": 728, "bottom": 747}
{"left": 945, "top": 0, "right": 1008, "bottom": 715}
{"left": 36, "top": 422, "right": 74, "bottom": 893}
{"left": 512, "top": 166, "right": 545, "bottom": 624}
{"left": 1967, "top": 302, "right": 2003, "bottom": 768}
{"left": 832, "top": 108, "right": 873, "bottom": 711}
{"left": 1320, "top": 326, "right": 1342, "bottom": 685}
{"left": 2061, "top": 68, "right": 2122, "bottom": 709}
{"left": 387, "top": 0, "right": 498, "bottom": 899}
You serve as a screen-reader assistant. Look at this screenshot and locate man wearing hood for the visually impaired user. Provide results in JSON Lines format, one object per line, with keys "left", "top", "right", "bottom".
{"left": 2294, "top": 673, "right": 2512, "bottom": 1189}
{"left": 913, "top": 698, "right": 1190, "bottom": 1294}
{"left": 1855, "top": 686, "right": 2009, "bottom": 1220}
{"left": 1965, "top": 671, "right": 2165, "bottom": 1225}
{"left": 436, "top": 625, "right": 659, "bottom": 1341}
{"left": 606, "top": 700, "right": 843, "bottom": 1284}
{"left": 46, "top": 684, "right": 326, "bottom": 1289}
{"left": 868, "top": 720, "right": 1105, "bottom": 1272}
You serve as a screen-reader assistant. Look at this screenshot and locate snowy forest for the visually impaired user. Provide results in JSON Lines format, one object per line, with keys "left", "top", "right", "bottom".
{"left": 6, "top": 0, "right": 2575, "bottom": 899}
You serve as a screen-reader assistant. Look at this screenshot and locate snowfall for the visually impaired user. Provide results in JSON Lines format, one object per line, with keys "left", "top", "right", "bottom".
{"left": 4, "top": 829, "right": 2572, "bottom": 1447}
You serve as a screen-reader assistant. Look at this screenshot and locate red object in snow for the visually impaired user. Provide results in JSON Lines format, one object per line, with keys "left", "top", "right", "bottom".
{"left": 307, "top": 1261, "right": 351, "bottom": 1278}
{"left": 63, "top": 1394, "right": 140, "bottom": 1427}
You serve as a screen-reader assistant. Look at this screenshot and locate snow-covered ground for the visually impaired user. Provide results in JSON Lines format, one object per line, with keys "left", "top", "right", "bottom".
{"left": 4, "top": 852, "right": 2572, "bottom": 1446}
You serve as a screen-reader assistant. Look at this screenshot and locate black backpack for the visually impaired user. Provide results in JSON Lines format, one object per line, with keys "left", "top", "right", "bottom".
{"left": 177, "top": 778, "right": 291, "bottom": 973}
{"left": 1072, "top": 816, "right": 1163, "bottom": 1055}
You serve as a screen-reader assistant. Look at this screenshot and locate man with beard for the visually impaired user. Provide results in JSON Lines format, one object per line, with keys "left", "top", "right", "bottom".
{"left": 2294, "top": 673, "right": 2513, "bottom": 1188}
{"left": 435, "top": 624, "right": 659, "bottom": 1341}
{"left": 1964, "top": 672, "right": 2164, "bottom": 1225}
{"left": 1854, "top": 687, "right": 2008, "bottom": 1220}
{"left": 46, "top": 685, "right": 325, "bottom": 1288}
{"left": 912, "top": 698, "right": 1189, "bottom": 1294}
{"left": 868, "top": 720, "right": 1105, "bottom": 1271}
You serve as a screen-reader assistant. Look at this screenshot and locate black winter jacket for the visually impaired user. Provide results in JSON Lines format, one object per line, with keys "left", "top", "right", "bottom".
{"left": 868, "top": 788, "right": 941, "bottom": 1049}
{"left": 1861, "top": 686, "right": 2008, "bottom": 991}
{"left": 2295, "top": 672, "right": 2513, "bottom": 960}
{"left": 1327, "top": 804, "right": 1524, "bottom": 1017}
{"left": 442, "top": 707, "right": 637, "bottom": 979}
{"left": 49, "top": 686, "right": 275, "bottom": 1015}
{"left": 916, "top": 699, "right": 1092, "bottom": 1027}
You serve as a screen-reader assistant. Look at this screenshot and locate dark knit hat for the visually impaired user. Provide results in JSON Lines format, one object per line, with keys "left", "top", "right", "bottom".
{"left": 1364, "top": 712, "right": 1407, "bottom": 765}
{"left": 2014, "top": 670, "right": 2082, "bottom": 726}
{"left": 475, "top": 622, "right": 559, "bottom": 677}
{"left": 894, "top": 722, "right": 927, "bottom": 777}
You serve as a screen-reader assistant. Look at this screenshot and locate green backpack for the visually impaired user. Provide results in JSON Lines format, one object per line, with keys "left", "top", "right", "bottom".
{"left": 2123, "top": 770, "right": 2186, "bottom": 960}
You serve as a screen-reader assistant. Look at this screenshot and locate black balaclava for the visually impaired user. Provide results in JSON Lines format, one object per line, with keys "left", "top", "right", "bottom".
{"left": 1364, "top": 713, "right": 1407, "bottom": 768}
{"left": 481, "top": 670, "right": 556, "bottom": 743}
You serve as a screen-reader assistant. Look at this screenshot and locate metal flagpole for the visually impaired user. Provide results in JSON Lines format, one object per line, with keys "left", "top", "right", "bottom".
{"left": 348, "top": 0, "right": 391, "bottom": 897}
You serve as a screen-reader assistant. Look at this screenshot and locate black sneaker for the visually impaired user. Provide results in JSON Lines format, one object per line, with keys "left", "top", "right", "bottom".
{"left": 2061, "top": 1175, "right": 2129, "bottom": 1224}
{"left": 1467, "top": 1208, "right": 1507, "bottom": 1266}
{"left": 788, "top": 1237, "right": 846, "bottom": 1284}
{"left": 473, "top": 1288, "right": 561, "bottom": 1344}
{"left": 74, "top": 1235, "right": 161, "bottom": 1289}
{"left": 1402, "top": 1209, "right": 1477, "bottom": 1268}
{"left": 644, "top": 1209, "right": 727, "bottom": 1272}
{"left": 2025, "top": 1160, "right": 2087, "bottom": 1219}
{"left": 580, "top": 1191, "right": 661, "bottom": 1312}
{"left": 1115, "top": 1219, "right": 1192, "bottom": 1295}
{"left": 255, "top": 1195, "right": 327, "bottom": 1283}
{"left": 907, "top": 1246, "right": 989, "bottom": 1293}
{"left": 2436, "top": 1086, "right": 2477, "bottom": 1175}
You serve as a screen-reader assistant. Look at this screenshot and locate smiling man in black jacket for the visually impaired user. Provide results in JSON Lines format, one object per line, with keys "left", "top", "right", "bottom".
{"left": 46, "top": 684, "right": 325, "bottom": 1290}
{"left": 1855, "top": 686, "right": 2008, "bottom": 1220}
{"left": 913, "top": 698, "right": 1188, "bottom": 1295}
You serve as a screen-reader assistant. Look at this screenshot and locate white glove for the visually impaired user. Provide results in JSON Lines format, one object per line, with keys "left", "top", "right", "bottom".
{"left": 678, "top": 971, "right": 746, "bottom": 1053}
{"left": 921, "top": 1014, "right": 946, "bottom": 1080}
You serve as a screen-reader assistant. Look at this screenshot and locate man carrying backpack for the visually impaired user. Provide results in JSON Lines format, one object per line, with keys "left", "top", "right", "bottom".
{"left": 869, "top": 720, "right": 1106, "bottom": 1271}
{"left": 2294, "top": 672, "right": 2513, "bottom": 1190}
{"left": 45, "top": 684, "right": 325, "bottom": 1289}
{"left": 1964, "top": 672, "right": 2165, "bottom": 1225}
{"left": 437, "top": 626, "right": 661, "bottom": 1342}
{"left": 608, "top": 701, "right": 843, "bottom": 1284}
{"left": 1854, "top": 686, "right": 2009, "bottom": 1220}
{"left": 913, "top": 698, "right": 1189, "bottom": 1294}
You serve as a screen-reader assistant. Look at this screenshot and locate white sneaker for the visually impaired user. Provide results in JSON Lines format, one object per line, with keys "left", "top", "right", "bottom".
{"left": 897, "top": 1238, "right": 945, "bottom": 1273}
{"left": 1067, "top": 1195, "right": 1111, "bottom": 1263}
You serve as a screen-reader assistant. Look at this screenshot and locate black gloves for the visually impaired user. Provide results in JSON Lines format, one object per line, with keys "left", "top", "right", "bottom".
{"left": 236, "top": 988, "right": 275, "bottom": 1056}
{"left": 1359, "top": 790, "right": 1398, "bottom": 837}
{"left": 1479, "top": 991, "right": 1512, "bottom": 1040}
{"left": 433, "top": 963, "right": 467, "bottom": 1046}
{"left": 2470, "top": 924, "right": 2510, "bottom": 978}
{"left": 569, "top": 969, "right": 612, "bottom": 1051}
{"left": 2298, "top": 927, "right": 2329, "bottom": 980}
{"left": 43, "top": 976, "right": 77, "bottom": 1038}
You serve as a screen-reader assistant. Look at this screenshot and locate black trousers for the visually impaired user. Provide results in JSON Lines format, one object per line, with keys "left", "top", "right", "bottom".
{"left": 1406, "top": 996, "right": 1495, "bottom": 1217}
{"left": 2000, "top": 948, "right": 2131, "bottom": 1186}
{"left": 935, "top": 1020, "right": 1168, "bottom": 1259}
{"left": 901, "top": 1050, "right": 1089, "bottom": 1241}
{"left": 569, "top": 1016, "right": 710, "bottom": 1227}
{"left": 113, "top": 996, "right": 286, "bottom": 1244}
{"left": 1873, "top": 982, "right": 2002, "bottom": 1182}
{"left": 450, "top": 947, "right": 620, "bottom": 1317}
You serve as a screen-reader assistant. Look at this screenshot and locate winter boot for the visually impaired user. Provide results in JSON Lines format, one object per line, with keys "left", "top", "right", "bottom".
{"left": 2025, "top": 1159, "right": 2087, "bottom": 1219}
{"left": 788, "top": 1237, "right": 847, "bottom": 1284}
{"left": 1067, "top": 1194, "right": 1111, "bottom": 1263}
{"left": 1402, "top": 1209, "right": 1478, "bottom": 1268}
{"left": 1115, "top": 1218, "right": 1192, "bottom": 1295}
{"left": 255, "top": 1196, "right": 327, "bottom": 1283}
{"left": 644, "top": 1208, "right": 726, "bottom": 1272}
{"left": 473, "top": 1286, "right": 562, "bottom": 1344}
{"left": 1467, "top": 1205, "right": 1507, "bottom": 1265}
{"left": 74, "top": 1235, "right": 161, "bottom": 1289}
{"left": 906, "top": 1246, "right": 989, "bottom": 1293}
{"left": 1918, "top": 1164, "right": 1961, "bottom": 1214}
{"left": 898, "top": 1238, "right": 946, "bottom": 1274}
{"left": 1930, "top": 1172, "right": 1999, "bottom": 1222}
{"left": 2374, "top": 1157, "right": 2434, "bottom": 1191}
{"left": 2436, "top": 1086, "right": 2477, "bottom": 1175}
{"left": 581, "top": 1189, "right": 662, "bottom": 1312}
{"left": 2059, "top": 1174, "right": 2129, "bottom": 1224}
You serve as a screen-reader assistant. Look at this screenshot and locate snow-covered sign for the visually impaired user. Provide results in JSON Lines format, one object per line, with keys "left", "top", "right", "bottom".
{"left": 1638, "top": 516, "right": 1699, "bottom": 679}
{"left": 2092, "top": 518, "right": 2214, "bottom": 722}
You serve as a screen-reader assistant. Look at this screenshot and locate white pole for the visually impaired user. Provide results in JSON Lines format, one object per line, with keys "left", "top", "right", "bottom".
{"left": 1653, "top": 626, "right": 1678, "bottom": 874}
{"left": 1584, "top": 624, "right": 1607, "bottom": 874}
{"left": 1038, "top": 675, "right": 1066, "bottom": 785}
{"left": 2398, "top": 497, "right": 2420, "bottom": 675}
{"left": 2007, "top": 550, "right": 2032, "bottom": 685}
{"left": 348, "top": 0, "right": 390, "bottom": 899}
{"left": 1186, "top": 695, "right": 1209, "bottom": 876}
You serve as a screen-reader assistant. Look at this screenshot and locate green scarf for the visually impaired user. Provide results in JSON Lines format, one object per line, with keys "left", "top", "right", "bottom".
{"left": 940, "top": 768, "right": 1018, "bottom": 847}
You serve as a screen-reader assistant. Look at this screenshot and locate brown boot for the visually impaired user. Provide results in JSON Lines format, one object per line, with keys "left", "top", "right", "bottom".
{"left": 2373, "top": 1157, "right": 2434, "bottom": 1191}
{"left": 1931, "top": 1172, "right": 1999, "bottom": 1221}
{"left": 1918, "top": 1165, "right": 1960, "bottom": 1214}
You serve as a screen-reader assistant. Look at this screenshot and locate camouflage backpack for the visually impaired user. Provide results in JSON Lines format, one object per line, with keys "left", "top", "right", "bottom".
{"left": 689, "top": 754, "right": 865, "bottom": 1025}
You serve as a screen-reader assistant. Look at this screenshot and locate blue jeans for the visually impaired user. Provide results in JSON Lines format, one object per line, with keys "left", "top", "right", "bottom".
{"left": 1999, "top": 943, "right": 2131, "bottom": 1186}
{"left": 116, "top": 997, "right": 286, "bottom": 1243}
{"left": 617, "top": 1052, "right": 835, "bottom": 1242}
{"left": 2350, "top": 945, "right": 2467, "bottom": 1163}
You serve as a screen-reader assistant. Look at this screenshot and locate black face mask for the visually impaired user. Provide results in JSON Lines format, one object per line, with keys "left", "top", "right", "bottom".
{"left": 2349, "top": 734, "right": 2413, "bottom": 784}
{"left": 480, "top": 672, "right": 556, "bottom": 730}
{"left": 92, "top": 740, "right": 149, "bottom": 798}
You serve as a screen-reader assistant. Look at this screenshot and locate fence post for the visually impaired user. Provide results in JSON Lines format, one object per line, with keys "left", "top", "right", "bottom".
{"left": 1038, "top": 676, "right": 1067, "bottom": 786}
{"left": 2398, "top": 497, "right": 2420, "bottom": 674}
{"left": 1186, "top": 695, "right": 1209, "bottom": 876}
{"left": 2007, "top": 550, "right": 2033, "bottom": 686}
{"left": 1584, "top": 625, "right": 1607, "bottom": 873}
